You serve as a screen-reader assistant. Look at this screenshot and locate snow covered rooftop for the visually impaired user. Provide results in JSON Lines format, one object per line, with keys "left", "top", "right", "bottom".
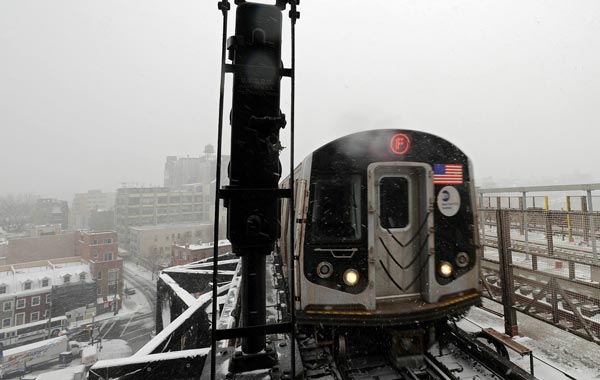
{"left": 0, "top": 258, "right": 92, "bottom": 296}
{"left": 174, "top": 239, "right": 231, "bottom": 251}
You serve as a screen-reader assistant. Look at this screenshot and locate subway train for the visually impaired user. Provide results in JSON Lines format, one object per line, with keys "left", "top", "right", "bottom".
{"left": 278, "top": 129, "right": 481, "bottom": 354}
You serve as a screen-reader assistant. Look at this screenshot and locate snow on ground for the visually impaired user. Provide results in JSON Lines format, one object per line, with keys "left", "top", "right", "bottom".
{"left": 27, "top": 339, "right": 132, "bottom": 379}
{"left": 33, "top": 364, "right": 85, "bottom": 380}
{"left": 124, "top": 259, "right": 158, "bottom": 283}
{"left": 120, "top": 280, "right": 152, "bottom": 315}
{"left": 96, "top": 339, "right": 133, "bottom": 360}
{"left": 460, "top": 300, "right": 600, "bottom": 380}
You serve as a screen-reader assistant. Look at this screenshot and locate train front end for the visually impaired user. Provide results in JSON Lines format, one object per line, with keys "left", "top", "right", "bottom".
{"left": 295, "top": 129, "right": 481, "bottom": 326}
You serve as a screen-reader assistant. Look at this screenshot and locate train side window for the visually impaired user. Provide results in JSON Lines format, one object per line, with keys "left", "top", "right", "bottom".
{"left": 310, "top": 175, "right": 361, "bottom": 241}
{"left": 379, "top": 176, "right": 409, "bottom": 229}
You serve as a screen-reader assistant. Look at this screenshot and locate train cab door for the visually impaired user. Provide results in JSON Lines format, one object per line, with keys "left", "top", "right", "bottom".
{"left": 367, "top": 163, "right": 433, "bottom": 300}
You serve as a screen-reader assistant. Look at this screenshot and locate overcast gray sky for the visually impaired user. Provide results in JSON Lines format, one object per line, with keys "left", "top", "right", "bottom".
{"left": 1, "top": 0, "right": 599, "bottom": 200}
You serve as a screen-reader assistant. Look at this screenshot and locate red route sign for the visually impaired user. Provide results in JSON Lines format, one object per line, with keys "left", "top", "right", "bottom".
{"left": 390, "top": 133, "right": 410, "bottom": 155}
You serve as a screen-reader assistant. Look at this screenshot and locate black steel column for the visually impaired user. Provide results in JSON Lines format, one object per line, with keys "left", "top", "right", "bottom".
{"left": 241, "top": 255, "right": 266, "bottom": 352}
{"left": 497, "top": 209, "right": 519, "bottom": 336}
{"left": 226, "top": 2, "right": 284, "bottom": 354}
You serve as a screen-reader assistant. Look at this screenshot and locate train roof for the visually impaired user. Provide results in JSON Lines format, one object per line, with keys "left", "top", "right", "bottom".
{"left": 308, "top": 129, "right": 470, "bottom": 171}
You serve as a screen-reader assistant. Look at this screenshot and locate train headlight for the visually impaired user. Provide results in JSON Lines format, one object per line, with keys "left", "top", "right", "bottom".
{"left": 343, "top": 269, "right": 359, "bottom": 286}
{"left": 316, "top": 261, "right": 334, "bottom": 279}
{"left": 439, "top": 261, "right": 453, "bottom": 277}
{"left": 455, "top": 252, "right": 470, "bottom": 268}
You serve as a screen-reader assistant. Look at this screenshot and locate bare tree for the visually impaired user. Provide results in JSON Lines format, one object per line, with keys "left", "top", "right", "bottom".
{"left": 0, "top": 193, "right": 38, "bottom": 232}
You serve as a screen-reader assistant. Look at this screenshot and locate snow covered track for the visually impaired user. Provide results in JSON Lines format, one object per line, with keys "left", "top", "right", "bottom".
{"left": 296, "top": 323, "right": 536, "bottom": 380}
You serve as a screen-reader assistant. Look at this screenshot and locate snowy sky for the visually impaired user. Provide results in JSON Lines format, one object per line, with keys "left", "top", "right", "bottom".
{"left": 1, "top": 0, "right": 599, "bottom": 199}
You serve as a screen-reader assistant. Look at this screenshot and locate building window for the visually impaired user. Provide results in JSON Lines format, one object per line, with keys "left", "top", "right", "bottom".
{"left": 79, "top": 273, "right": 86, "bottom": 281}
{"left": 44, "top": 310, "right": 50, "bottom": 318}
{"left": 46, "top": 294, "right": 51, "bottom": 304}
{"left": 0, "top": 285, "right": 5, "bottom": 294}
{"left": 23, "top": 281, "right": 32, "bottom": 290}
{"left": 97, "top": 287, "right": 102, "bottom": 295}
{"left": 41, "top": 278, "right": 49, "bottom": 287}
{"left": 63, "top": 274, "right": 71, "bottom": 283}
{"left": 16, "top": 299, "right": 25, "bottom": 309}
{"left": 2, "top": 318, "right": 10, "bottom": 328}
{"left": 97, "top": 271, "right": 102, "bottom": 280}
{"left": 92, "top": 239, "right": 97, "bottom": 245}
{"left": 108, "top": 283, "right": 118, "bottom": 294}
{"left": 15, "top": 313, "right": 25, "bottom": 326}
{"left": 105, "top": 238, "right": 112, "bottom": 244}
{"left": 104, "top": 253, "right": 113, "bottom": 261}
{"left": 108, "top": 270, "right": 119, "bottom": 282}
{"left": 30, "top": 312, "right": 40, "bottom": 322}
{"left": 3, "top": 301, "right": 11, "bottom": 311}
{"left": 31, "top": 296, "right": 41, "bottom": 306}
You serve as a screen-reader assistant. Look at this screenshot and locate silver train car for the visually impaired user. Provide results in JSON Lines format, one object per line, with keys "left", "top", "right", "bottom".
{"left": 279, "top": 129, "right": 481, "bottom": 328}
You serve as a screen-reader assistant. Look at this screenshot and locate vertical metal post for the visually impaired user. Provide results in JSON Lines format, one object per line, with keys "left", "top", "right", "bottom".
{"left": 212, "top": 2, "right": 230, "bottom": 379}
{"left": 289, "top": 2, "right": 298, "bottom": 378}
{"left": 587, "top": 190, "right": 598, "bottom": 260}
{"left": 582, "top": 196, "right": 589, "bottom": 242}
{"left": 496, "top": 210, "right": 519, "bottom": 336}
{"left": 479, "top": 193, "right": 485, "bottom": 243}
{"left": 529, "top": 353, "right": 535, "bottom": 377}
{"left": 522, "top": 192, "right": 529, "bottom": 257}
{"left": 241, "top": 255, "right": 266, "bottom": 353}
{"left": 550, "top": 277, "right": 559, "bottom": 324}
{"left": 566, "top": 196, "right": 573, "bottom": 242}
{"left": 545, "top": 209, "right": 554, "bottom": 256}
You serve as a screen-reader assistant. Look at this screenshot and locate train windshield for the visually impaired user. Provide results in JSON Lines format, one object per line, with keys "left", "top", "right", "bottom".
{"left": 379, "top": 176, "right": 410, "bottom": 229}
{"left": 309, "top": 175, "right": 362, "bottom": 241}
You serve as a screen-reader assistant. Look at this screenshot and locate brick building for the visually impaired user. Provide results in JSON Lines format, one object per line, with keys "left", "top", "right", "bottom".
{"left": 170, "top": 240, "right": 231, "bottom": 266}
{"left": 75, "top": 231, "right": 123, "bottom": 301}
{"left": 5, "top": 232, "right": 77, "bottom": 265}
{"left": 0, "top": 258, "right": 94, "bottom": 327}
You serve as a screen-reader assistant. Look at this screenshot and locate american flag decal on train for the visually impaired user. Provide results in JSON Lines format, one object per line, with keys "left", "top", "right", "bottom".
{"left": 433, "top": 164, "right": 463, "bottom": 184}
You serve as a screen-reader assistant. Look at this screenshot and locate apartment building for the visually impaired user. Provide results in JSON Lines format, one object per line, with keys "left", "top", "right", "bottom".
{"left": 75, "top": 231, "right": 122, "bottom": 301}
{"left": 0, "top": 258, "right": 95, "bottom": 327}
{"left": 115, "top": 184, "right": 212, "bottom": 250}
{"left": 129, "top": 223, "right": 213, "bottom": 267}
{"left": 71, "top": 190, "right": 115, "bottom": 230}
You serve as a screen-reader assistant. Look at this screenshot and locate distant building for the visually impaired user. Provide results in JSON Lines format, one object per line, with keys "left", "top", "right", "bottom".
{"left": 5, "top": 232, "right": 77, "bottom": 265}
{"left": 171, "top": 240, "right": 231, "bottom": 267}
{"left": 75, "top": 231, "right": 122, "bottom": 304}
{"left": 26, "top": 224, "right": 62, "bottom": 237}
{"left": 89, "top": 209, "right": 115, "bottom": 232}
{"left": 163, "top": 145, "right": 229, "bottom": 189}
{"left": 71, "top": 190, "right": 115, "bottom": 230}
{"left": 128, "top": 223, "right": 213, "bottom": 267}
{"left": 0, "top": 258, "right": 95, "bottom": 327}
{"left": 115, "top": 185, "right": 212, "bottom": 250}
{"left": 33, "top": 199, "right": 69, "bottom": 230}
{"left": 2, "top": 231, "right": 122, "bottom": 315}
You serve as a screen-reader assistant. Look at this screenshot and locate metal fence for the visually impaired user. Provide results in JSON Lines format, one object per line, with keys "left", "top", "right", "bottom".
{"left": 480, "top": 208, "right": 600, "bottom": 344}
